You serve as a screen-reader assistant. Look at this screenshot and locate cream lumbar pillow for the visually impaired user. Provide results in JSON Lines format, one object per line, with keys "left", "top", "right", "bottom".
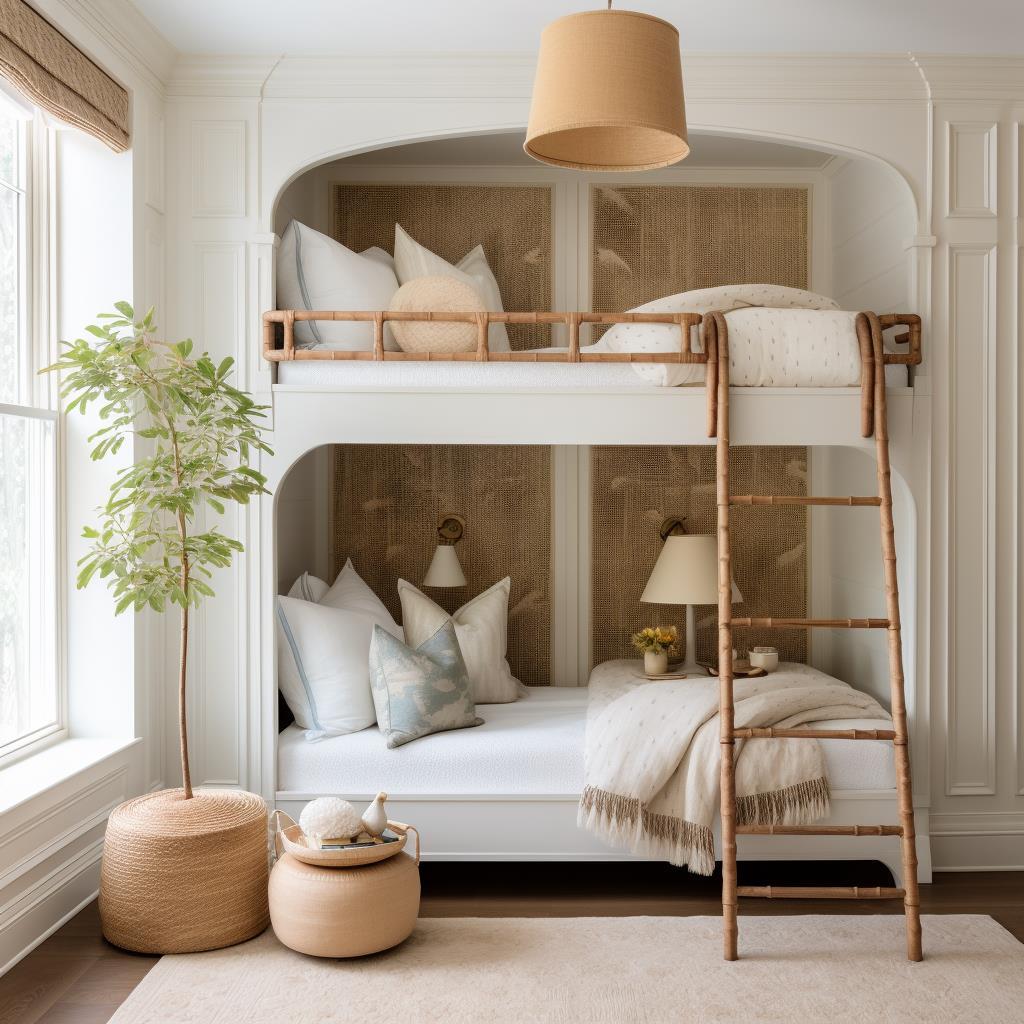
{"left": 596, "top": 284, "right": 841, "bottom": 386}
{"left": 393, "top": 225, "right": 511, "bottom": 352}
{"left": 398, "top": 577, "right": 520, "bottom": 704}
{"left": 389, "top": 275, "right": 486, "bottom": 353}
{"left": 276, "top": 221, "right": 401, "bottom": 351}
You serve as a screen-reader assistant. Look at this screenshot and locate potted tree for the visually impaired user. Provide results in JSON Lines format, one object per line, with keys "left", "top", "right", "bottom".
{"left": 45, "top": 304, "right": 273, "bottom": 953}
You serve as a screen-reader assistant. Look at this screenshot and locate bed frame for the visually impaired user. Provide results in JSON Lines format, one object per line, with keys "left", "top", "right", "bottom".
{"left": 259, "top": 306, "right": 932, "bottom": 890}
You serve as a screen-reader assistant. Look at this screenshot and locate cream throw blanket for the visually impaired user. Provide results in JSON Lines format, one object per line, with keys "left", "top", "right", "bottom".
{"left": 579, "top": 661, "right": 891, "bottom": 875}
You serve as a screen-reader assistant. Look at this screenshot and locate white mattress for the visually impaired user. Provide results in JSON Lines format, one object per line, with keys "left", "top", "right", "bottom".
{"left": 277, "top": 685, "right": 896, "bottom": 796}
{"left": 276, "top": 357, "right": 909, "bottom": 389}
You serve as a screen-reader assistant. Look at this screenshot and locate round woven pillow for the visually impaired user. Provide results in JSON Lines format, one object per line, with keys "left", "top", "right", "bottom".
{"left": 388, "top": 275, "right": 485, "bottom": 353}
{"left": 100, "top": 788, "right": 269, "bottom": 954}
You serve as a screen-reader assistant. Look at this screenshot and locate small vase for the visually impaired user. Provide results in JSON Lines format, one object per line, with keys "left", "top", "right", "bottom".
{"left": 644, "top": 651, "right": 668, "bottom": 676}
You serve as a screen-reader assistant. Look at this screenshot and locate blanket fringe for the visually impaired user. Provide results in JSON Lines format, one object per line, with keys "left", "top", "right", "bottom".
{"left": 578, "top": 786, "right": 716, "bottom": 876}
{"left": 735, "top": 776, "right": 831, "bottom": 827}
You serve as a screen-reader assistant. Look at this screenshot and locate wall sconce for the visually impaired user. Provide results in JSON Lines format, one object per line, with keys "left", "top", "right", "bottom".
{"left": 641, "top": 518, "right": 742, "bottom": 675}
{"left": 424, "top": 515, "right": 467, "bottom": 588}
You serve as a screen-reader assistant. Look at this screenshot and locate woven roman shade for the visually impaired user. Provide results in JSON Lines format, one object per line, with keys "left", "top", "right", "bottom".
{"left": 0, "top": 0, "right": 129, "bottom": 152}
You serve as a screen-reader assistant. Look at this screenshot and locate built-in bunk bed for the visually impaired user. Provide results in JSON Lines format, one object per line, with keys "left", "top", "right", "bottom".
{"left": 259, "top": 160, "right": 930, "bottom": 911}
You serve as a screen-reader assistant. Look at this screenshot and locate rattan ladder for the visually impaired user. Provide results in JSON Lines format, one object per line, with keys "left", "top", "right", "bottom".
{"left": 703, "top": 310, "right": 924, "bottom": 963}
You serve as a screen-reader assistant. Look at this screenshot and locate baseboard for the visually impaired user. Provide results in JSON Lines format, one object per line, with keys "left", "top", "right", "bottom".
{"left": 0, "top": 840, "right": 102, "bottom": 976}
{"left": 930, "top": 812, "right": 1024, "bottom": 871}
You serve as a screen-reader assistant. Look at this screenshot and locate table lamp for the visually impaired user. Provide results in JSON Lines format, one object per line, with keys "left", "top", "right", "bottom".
{"left": 640, "top": 519, "right": 742, "bottom": 676}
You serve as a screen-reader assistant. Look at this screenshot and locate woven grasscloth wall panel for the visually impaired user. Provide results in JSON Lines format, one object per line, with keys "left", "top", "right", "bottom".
{"left": 330, "top": 184, "right": 552, "bottom": 350}
{"left": 591, "top": 185, "right": 808, "bottom": 323}
{"left": 590, "top": 446, "right": 808, "bottom": 668}
{"left": 330, "top": 445, "right": 551, "bottom": 684}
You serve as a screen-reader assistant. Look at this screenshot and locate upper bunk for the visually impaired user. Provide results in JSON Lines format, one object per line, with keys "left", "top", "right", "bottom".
{"left": 261, "top": 130, "right": 928, "bottom": 452}
{"left": 261, "top": 304, "right": 924, "bottom": 453}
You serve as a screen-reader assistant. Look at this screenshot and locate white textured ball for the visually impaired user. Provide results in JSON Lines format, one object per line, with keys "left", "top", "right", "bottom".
{"left": 299, "top": 797, "right": 363, "bottom": 845}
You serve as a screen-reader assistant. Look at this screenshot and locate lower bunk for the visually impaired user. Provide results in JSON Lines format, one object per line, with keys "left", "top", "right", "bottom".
{"left": 276, "top": 677, "right": 932, "bottom": 883}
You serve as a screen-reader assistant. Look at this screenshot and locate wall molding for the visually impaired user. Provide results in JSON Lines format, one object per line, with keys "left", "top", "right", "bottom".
{"left": 192, "top": 121, "right": 248, "bottom": 218}
{"left": 946, "top": 121, "right": 998, "bottom": 218}
{"left": 946, "top": 242, "right": 998, "bottom": 796}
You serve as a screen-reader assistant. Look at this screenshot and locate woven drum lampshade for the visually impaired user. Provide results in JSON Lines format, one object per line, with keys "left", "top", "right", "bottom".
{"left": 524, "top": 8, "right": 688, "bottom": 171}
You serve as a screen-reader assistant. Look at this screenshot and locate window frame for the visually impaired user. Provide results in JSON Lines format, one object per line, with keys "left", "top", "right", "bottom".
{"left": 0, "top": 88, "right": 66, "bottom": 766}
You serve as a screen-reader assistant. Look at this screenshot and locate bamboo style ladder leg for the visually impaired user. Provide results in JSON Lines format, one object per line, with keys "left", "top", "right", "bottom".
{"left": 708, "top": 312, "right": 738, "bottom": 961}
{"left": 865, "top": 311, "right": 923, "bottom": 962}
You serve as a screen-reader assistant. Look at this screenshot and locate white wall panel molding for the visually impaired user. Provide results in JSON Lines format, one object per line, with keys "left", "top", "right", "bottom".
{"left": 190, "top": 242, "right": 247, "bottom": 788}
{"left": 1016, "top": 120, "right": 1024, "bottom": 797}
{"left": 947, "top": 121, "right": 998, "bottom": 218}
{"left": 945, "top": 242, "right": 998, "bottom": 796}
{"left": 191, "top": 121, "right": 248, "bottom": 218}
{"left": 144, "top": 108, "right": 166, "bottom": 215}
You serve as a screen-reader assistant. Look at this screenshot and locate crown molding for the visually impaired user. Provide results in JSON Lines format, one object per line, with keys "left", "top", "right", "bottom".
{"left": 168, "top": 56, "right": 283, "bottom": 98}
{"left": 912, "top": 54, "right": 1024, "bottom": 100}
{"left": 39, "top": 0, "right": 176, "bottom": 97}
{"left": 168, "top": 52, "right": 933, "bottom": 103}
{"left": 164, "top": 52, "right": 1024, "bottom": 104}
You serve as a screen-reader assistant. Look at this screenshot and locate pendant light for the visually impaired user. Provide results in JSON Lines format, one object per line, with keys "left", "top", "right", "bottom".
{"left": 524, "top": 1, "right": 689, "bottom": 172}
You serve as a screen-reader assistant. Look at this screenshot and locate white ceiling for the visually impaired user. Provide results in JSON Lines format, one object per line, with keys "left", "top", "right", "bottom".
{"left": 129, "top": 0, "right": 1024, "bottom": 55}
{"left": 338, "top": 131, "right": 831, "bottom": 168}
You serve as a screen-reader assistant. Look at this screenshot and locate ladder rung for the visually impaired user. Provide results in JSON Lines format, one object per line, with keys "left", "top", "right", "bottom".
{"left": 737, "top": 886, "right": 906, "bottom": 900}
{"left": 733, "top": 727, "right": 897, "bottom": 740}
{"left": 731, "top": 617, "right": 889, "bottom": 629}
{"left": 736, "top": 824, "right": 903, "bottom": 836}
{"left": 730, "top": 495, "right": 882, "bottom": 507}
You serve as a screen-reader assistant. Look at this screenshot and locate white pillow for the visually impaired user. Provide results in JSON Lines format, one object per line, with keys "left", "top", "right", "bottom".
{"left": 276, "top": 221, "right": 401, "bottom": 351}
{"left": 321, "top": 558, "right": 401, "bottom": 634}
{"left": 597, "top": 284, "right": 840, "bottom": 386}
{"left": 393, "top": 225, "right": 511, "bottom": 352}
{"left": 276, "top": 596, "right": 401, "bottom": 740}
{"left": 286, "top": 572, "right": 329, "bottom": 603}
{"left": 397, "top": 577, "right": 520, "bottom": 704}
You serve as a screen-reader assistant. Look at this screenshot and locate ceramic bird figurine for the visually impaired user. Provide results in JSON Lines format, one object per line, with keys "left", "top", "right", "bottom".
{"left": 361, "top": 792, "right": 389, "bottom": 838}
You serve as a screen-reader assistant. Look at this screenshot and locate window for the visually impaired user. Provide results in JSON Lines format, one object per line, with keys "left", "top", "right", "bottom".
{"left": 0, "top": 86, "right": 60, "bottom": 760}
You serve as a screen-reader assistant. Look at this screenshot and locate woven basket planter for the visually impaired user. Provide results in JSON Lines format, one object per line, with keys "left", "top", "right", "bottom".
{"left": 100, "top": 788, "right": 270, "bottom": 954}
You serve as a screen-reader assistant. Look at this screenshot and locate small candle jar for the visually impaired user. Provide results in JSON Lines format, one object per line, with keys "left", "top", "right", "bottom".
{"left": 749, "top": 646, "right": 779, "bottom": 672}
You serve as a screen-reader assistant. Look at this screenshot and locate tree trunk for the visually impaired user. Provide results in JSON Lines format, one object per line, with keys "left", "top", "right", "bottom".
{"left": 179, "top": 596, "right": 193, "bottom": 800}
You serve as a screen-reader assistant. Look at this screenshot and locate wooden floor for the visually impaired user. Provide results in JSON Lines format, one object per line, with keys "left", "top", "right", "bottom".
{"left": 1, "top": 863, "right": 1021, "bottom": 1023}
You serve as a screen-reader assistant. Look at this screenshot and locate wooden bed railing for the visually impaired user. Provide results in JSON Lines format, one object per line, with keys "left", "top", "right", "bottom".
{"left": 261, "top": 309, "right": 707, "bottom": 364}
{"left": 262, "top": 308, "right": 922, "bottom": 438}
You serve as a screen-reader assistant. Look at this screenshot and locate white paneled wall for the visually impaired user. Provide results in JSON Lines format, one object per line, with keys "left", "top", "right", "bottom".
{"left": 926, "top": 86, "right": 1024, "bottom": 868}
{"left": 157, "top": 53, "right": 1024, "bottom": 873}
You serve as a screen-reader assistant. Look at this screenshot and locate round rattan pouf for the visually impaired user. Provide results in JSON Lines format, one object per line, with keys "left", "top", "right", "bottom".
{"left": 269, "top": 851, "right": 420, "bottom": 958}
{"left": 100, "top": 788, "right": 270, "bottom": 954}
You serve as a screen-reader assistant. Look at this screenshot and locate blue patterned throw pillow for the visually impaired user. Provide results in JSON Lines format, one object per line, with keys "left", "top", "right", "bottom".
{"left": 369, "top": 620, "right": 483, "bottom": 748}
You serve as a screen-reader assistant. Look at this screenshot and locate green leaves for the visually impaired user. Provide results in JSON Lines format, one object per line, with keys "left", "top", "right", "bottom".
{"left": 40, "top": 304, "right": 274, "bottom": 617}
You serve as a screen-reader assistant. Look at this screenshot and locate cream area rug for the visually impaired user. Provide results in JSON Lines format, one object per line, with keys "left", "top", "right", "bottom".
{"left": 109, "top": 916, "right": 1023, "bottom": 1024}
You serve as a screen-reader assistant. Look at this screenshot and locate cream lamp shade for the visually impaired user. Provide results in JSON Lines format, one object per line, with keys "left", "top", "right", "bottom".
{"left": 424, "top": 544, "right": 466, "bottom": 588}
{"left": 524, "top": 7, "right": 688, "bottom": 171}
{"left": 640, "top": 535, "right": 717, "bottom": 605}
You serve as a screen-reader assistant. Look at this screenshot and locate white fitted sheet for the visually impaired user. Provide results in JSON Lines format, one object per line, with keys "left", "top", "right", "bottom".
{"left": 277, "top": 684, "right": 896, "bottom": 796}
{"left": 276, "top": 357, "right": 909, "bottom": 389}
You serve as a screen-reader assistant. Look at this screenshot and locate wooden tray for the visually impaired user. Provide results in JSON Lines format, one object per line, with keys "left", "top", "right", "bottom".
{"left": 702, "top": 661, "right": 767, "bottom": 679}
{"left": 272, "top": 811, "right": 419, "bottom": 868}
